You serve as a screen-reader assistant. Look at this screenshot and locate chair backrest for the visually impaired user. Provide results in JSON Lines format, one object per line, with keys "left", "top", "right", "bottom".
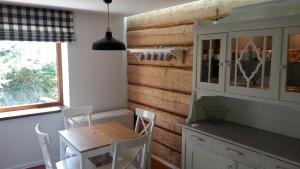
{"left": 111, "top": 134, "right": 149, "bottom": 169}
{"left": 62, "top": 106, "right": 93, "bottom": 129}
{"left": 134, "top": 108, "right": 156, "bottom": 169}
{"left": 134, "top": 108, "right": 156, "bottom": 136}
{"left": 35, "top": 124, "right": 57, "bottom": 169}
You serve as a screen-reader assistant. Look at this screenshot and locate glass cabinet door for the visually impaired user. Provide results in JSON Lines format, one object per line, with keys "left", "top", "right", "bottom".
{"left": 226, "top": 29, "right": 281, "bottom": 99}
{"left": 281, "top": 27, "right": 300, "bottom": 102}
{"left": 196, "top": 33, "right": 226, "bottom": 92}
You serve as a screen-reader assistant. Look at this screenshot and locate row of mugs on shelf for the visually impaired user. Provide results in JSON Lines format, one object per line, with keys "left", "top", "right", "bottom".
{"left": 136, "top": 52, "right": 172, "bottom": 61}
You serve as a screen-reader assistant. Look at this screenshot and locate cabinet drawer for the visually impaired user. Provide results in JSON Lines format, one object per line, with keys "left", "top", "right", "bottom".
{"left": 185, "top": 129, "right": 212, "bottom": 149}
{"left": 265, "top": 157, "right": 300, "bottom": 169}
{"left": 212, "top": 138, "right": 264, "bottom": 168}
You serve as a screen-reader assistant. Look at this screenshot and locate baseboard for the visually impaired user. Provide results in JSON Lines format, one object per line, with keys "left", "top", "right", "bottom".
{"left": 151, "top": 154, "right": 180, "bottom": 169}
{"left": 5, "top": 156, "right": 59, "bottom": 169}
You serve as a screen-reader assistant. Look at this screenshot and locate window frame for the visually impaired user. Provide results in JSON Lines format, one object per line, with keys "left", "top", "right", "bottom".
{"left": 0, "top": 43, "right": 64, "bottom": 113}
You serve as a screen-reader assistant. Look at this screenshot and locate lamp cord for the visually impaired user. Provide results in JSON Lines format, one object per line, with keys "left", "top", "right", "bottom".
{"left": 107, "top": 3, "right": 110, "bottom": 31}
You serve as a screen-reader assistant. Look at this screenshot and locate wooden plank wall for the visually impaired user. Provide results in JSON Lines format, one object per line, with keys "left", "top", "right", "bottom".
{"left": 127, "top": 0, "right": 267, "bottom": 167}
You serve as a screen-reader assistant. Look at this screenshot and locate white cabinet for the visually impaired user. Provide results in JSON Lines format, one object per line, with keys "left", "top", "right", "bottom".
{"left": 196, "top": 33, "right": 227, "bottom": 92}
{"left": 280, "top": 26, "right": 300, "bottom": 102}
{"left": 183, "top": 128, "right": 300, "bottom": 169}
{"left": 226, "top": 29, "right": 281, "bottom": 99}
{"left": 186, "top": 139, "right": 236, "bottom": 169}
{"left": 195, "top": 28, "right": 283, "bottom": 100}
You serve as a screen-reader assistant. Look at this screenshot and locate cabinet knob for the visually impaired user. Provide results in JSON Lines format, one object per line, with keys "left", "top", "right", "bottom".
{"left": 218, "top": 62, "right": 224, "bottom": 66}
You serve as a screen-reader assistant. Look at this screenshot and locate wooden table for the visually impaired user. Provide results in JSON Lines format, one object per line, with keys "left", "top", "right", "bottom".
{"left": 58, "top": 121, "right": 140, "bottom": 169}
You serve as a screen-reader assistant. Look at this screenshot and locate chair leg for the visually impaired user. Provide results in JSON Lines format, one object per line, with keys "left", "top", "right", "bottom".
{"left": 60, "top": 140, "right": 66, "bottom": 160}
{"left": 147, "top": 157, "right": 151, "bottom": 169}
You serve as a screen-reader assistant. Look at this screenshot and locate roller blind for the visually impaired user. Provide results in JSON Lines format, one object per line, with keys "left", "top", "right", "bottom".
{"left": 0, "top": 4, "right": 75, "bottom": 42}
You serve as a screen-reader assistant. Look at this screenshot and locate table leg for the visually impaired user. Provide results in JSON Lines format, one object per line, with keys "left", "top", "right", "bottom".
{"left": 60, "top": 137, "right": 66, "bottom": 160}
{"left": 80, "top": 153, "right": 87, "bottom": 169}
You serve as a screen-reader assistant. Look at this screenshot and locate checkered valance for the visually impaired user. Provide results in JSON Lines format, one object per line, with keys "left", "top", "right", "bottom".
{"left": 0, "top": 4, "right": 75, "bottom": 42}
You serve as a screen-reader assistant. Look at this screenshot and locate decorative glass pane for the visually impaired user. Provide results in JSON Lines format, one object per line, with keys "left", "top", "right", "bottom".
{"left": 201, "top": 40, "right": 209, "bottom": 82}
{"left": 230, "top": 38, "right": 236, "bottom": 86}
{"left": 286, "top": 34, "right": 300, "bottom": 93}
{"left": 210, "top": 39, "right": 220, "bottom": 84}
{"left": 230, "top": 36, "right": 272, "bottom": 90}
{"left": 200, "top": 39, "right": 221, "bottom": 84}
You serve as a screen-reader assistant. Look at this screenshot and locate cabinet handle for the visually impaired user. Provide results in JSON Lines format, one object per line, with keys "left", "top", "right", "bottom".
{"left": 228, "top": 165, "right": 233, "bottom": 169}
{"left": 218, "top": 62, "right": 224, "bottom": 66}
{"left": 191, "top": 135, "right": 204, "bottom": 142}
{"left": 226, "top": 148, "right": 243, "bottom": 156}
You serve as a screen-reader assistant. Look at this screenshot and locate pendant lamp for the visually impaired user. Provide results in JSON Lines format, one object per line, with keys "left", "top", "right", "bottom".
{"left": 92, "top": 0, "right": 126, "bottom": 50}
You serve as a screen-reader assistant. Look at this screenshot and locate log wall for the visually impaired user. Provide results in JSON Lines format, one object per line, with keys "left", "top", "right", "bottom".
{"left": 127, "top": 0, "right": 267, "bottom": 167}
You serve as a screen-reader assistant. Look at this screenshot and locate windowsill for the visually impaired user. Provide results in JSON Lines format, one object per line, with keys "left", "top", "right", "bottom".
{"left": 0, "top": 106, "right": 65, "bottom": 121}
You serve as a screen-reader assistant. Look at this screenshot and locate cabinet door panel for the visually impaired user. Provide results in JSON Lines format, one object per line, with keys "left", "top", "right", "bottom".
{"left": 186, "top": 140, "right": 236, "bottom": 169}
{"left": 226, "top": 29, "right": 281, "bottom": 99}
{"left": 196, "top": 33, "right": 227, "bottom": 92}
{"left": 281, "top": 26, "right": 300, "bottom": 102}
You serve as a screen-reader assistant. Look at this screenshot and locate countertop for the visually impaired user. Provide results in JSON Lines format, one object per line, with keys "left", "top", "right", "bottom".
{"left": 180, "top": 121, "right": 300, "bottom": 166}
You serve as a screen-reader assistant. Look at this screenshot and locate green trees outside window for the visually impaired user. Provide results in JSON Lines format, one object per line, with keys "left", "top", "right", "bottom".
{"left": 0, "top": 42, "right": 59, "bottom": 108}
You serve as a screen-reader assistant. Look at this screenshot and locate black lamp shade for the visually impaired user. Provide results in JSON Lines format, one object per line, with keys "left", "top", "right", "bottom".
{"left": 92, "top": 31, "right": 126, "bottom": 50}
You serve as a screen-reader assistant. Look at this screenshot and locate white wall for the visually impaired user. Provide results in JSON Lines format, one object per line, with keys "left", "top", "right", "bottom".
{"left": 0, "top": 113, "right": 64, "bottom": 169}
{"left": 0, "top": 10, "right": 127, "bottom": 169}
{"left": 66, "top": 10, "right": 127, "bottom": 112}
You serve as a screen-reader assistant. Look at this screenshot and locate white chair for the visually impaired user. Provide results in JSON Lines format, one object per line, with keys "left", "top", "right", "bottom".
{"left": 62, "top": 106, "right": 93, "bottom": 130}
{"left": 99, "top": 134, "right": 150, "bottom": 169}
{"left": 35, "top": 123, "right": 91, "bottom": 169}
{"left": 61, "top": 106, "right": 93, "bottom": 159}
{"left": 122, "top": 108, "right": 156, "bottom": 169}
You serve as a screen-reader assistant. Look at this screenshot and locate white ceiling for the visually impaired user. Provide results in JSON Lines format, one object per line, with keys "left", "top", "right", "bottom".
{"left": 1, "top": 0, "right": 198, "bottom": 16}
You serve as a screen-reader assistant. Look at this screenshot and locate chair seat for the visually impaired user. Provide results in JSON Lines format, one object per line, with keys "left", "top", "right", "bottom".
{"left": 56, "top": 156, "right": 96, "bottom": 169}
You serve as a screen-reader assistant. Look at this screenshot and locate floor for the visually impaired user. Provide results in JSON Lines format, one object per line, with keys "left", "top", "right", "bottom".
{"left": 28, "top": 157, "right": 170, "bottom": 169}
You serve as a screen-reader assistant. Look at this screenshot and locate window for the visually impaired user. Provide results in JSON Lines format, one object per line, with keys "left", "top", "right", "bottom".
{"left": 0, "top": 41, "right": 63, "bottom": 112}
